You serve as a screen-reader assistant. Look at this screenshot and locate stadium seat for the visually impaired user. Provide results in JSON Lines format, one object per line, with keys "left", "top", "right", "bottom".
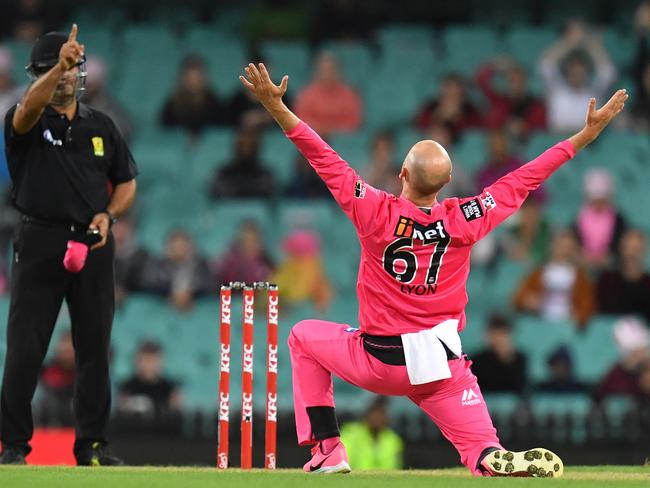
{"left": 319, "top": 41, "right": 374, "bottom": 90}
{"left": 504, "top": 26, "right": 557, "bottom": 74}
{"left": 514, "top": 316, "right": 577, "bottom": 383}
{"left": 483, "top": 393, "right": 520, "bottom": 422}
{"left": 260, "top": 131, "right": 300, "bottom": 186}
{"left": 260, "top": 41, "right": 311, "bottom": 92}
{"left": 571, "top": 316, "right": 619, "bottom": 384}
{"left": 188, "top": 127, "right": 236, "bottom": 191}
{"left": 441, "top": 25, "right": 501, "bottom": 75}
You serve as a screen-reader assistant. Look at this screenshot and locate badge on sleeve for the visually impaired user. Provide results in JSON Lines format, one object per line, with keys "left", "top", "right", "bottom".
{"left": 354, "top": 179, "right": 366, "bottom": 199}
{"left": 91, "top": 136, "right": 105, "bottom": 157}
{"left": 460, "top": 199, "right": 484, "bottom": 221}
{"left": 481, "top": 191, "right": 496, "bottom": 212}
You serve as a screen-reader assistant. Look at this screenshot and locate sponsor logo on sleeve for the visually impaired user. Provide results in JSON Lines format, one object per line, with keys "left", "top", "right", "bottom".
{"left": 460, "top": 199, "right": 484, "bottom": 221}
{"left": 480, "top": 191, "right": 496, "bottom": 212}
{"left": 354, "top": 179, "right": 366, "bottom": 199}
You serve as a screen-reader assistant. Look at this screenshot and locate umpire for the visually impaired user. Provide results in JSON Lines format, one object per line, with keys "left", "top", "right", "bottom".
{"left": 0, "top": 24, "right": 137, "bottom": 465}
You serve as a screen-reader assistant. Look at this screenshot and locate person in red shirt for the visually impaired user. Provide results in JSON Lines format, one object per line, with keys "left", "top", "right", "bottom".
{"left": 413, "top": 74, "right": 482, "bottom": 140}
{"left": 239, "top": 62, "right": 627, "bottom": 477}
{"left": 294, "top": 52, "right": 362, "bottom": 136}
{"left": 476, "top": 59, "right": 546, "bottom": 139}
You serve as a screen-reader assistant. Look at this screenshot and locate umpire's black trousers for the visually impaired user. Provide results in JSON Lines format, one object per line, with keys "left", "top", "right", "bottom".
{"left": 0, "top": 218, "right": 114, "bottom": 455}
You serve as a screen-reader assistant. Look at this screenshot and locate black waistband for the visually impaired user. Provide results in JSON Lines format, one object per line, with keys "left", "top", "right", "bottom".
{"left": 362, "top": 333, "right": 460, "bottom": 366}
{"left": 21, "top": 214, "right": 87, "bottom": 232}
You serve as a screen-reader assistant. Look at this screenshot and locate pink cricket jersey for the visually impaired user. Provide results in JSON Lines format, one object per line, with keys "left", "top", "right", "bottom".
{"left": 285, "top": 121, "right": 576, "bottom": 335}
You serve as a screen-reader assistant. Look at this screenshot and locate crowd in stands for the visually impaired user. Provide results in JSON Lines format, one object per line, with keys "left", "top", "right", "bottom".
{"left": 1, "top": 0, "right": 650, "bottom": 425}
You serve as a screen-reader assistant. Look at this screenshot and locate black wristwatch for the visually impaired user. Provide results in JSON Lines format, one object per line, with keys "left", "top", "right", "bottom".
{"left": 105, "top": 210, "right": 117, "bottom": 228}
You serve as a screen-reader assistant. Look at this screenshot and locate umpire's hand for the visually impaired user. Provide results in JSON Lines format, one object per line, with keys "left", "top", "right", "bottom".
{"left": 88, "top": 213, "right": 110, "bottom": 250}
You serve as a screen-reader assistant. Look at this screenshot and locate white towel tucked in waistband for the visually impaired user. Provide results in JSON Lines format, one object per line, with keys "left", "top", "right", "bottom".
{"left": 401, "top": 319, "right": 462, "bottom": 385}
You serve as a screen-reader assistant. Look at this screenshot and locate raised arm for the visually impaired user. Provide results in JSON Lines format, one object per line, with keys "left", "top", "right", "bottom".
{"left": 452, "top": 89, "right": 628, "bottom": 244}
{"left": 13, "top": 24, "right": 84, "bottom": 134}
{"left": 239, "top": 63, "right": 387, "bottom": 237}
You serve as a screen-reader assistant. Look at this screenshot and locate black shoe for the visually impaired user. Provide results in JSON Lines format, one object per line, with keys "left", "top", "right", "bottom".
{"left": 0, "top": 447, "right": 27, "bottom": 465}
{"left": 75, "top": 442, "right": 124, "bottom": 466}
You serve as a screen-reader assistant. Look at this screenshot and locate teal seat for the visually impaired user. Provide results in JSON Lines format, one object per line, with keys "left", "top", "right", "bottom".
{"left": 327, "top": 131, "right": 372, "bottom": 170}
{"left": 603, "top": 29, "right": 635, "bottom": 71}
{"left": 452, "top": 130, "right": 488, "bottom": 179}
{"left": 514, "top": 316, "right": 577, "bottom": 383}
{"left": 441, "top": 25, "right": 500, "bottom": 75}
{"left": 504, "top": 26, "right": 557, "bottom": 73}
{"left": 571, "top": 316, "right": 619, "bottom": 384}
{"left": 483, "top": 393, "right": 520, "bottom": 421}
{"left": 260, "top": 132, "right": 300, "bottom": 186}
{"left": 602, "top": 396, "right": 635, "bottom": 435}
{"left": 189, "top": 127, "right": 236, "bottom": 190}
{"left": 5, "top": 40, "right": 31, "bottom": 84}
{"left": 260, "top": 41, "right": 310, "bottom": 92}
{"left": 319, "top": 42, "right": 374, "bottom": 90}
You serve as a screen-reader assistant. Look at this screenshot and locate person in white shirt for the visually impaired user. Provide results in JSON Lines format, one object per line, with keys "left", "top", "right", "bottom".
{"left": 539, "top": 21, "right": 616, "bottom": 133}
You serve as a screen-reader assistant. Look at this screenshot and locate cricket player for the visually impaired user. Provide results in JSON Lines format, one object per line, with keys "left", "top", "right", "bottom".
{"left": 239, "top": 63, "right": 627, "bottom": 477}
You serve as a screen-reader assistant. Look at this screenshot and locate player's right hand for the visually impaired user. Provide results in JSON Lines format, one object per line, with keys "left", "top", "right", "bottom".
{"left": 239, "top": 63, "right": 288, "bottom": 109}
{"left": 58, "top": 24, "right": 85, "bottom": 72}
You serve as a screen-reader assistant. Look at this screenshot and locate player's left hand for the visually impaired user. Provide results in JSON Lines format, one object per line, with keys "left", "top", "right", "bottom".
{"left": 88, "top": 213, "right": 110, "bottom": 250}
{"left": 239, "top": 63, "right": 288, "bottom": 109}
{"left": 584, "top": 89, "right": 628, "bottom": 136}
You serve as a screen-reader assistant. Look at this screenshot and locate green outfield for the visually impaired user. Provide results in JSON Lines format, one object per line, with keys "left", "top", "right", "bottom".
{"left": 0, "top": 466, "right": 648, "bottom": 487}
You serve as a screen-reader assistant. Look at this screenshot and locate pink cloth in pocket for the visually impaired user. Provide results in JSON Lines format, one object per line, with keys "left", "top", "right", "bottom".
{"left": 63, "top": 240, "right": 89, "bottom": 273}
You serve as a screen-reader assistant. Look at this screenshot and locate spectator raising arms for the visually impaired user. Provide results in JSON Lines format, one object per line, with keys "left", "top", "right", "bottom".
{"left": 413, "top": 74, "right": 481, "bottom": 140}
{"left": 598, "top": 229, "right": 650, "bottom": 321}
{"left": 539, "top": 20, "right": 616, "bottom": 133}
{"left": 210, "top": 126, "right": 275, "bottom": 199}
{"left": 476, "top": 58, "right": 546, "bottom": 139}
{"left": 160, "top": 55, "right": 223, "bottom": 137}
{"left": 513, "top": 229, "right": 594, "bottom": 328}
{"left": 294, "top": 52, "right": 362, "bottom": 136}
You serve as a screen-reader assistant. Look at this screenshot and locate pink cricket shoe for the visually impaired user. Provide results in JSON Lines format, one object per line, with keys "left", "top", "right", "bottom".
{"left": 303, "top": 442, "right": 351, "bottom": 474}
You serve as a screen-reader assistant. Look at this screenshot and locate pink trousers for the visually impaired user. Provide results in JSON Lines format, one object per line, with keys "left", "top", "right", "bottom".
{"left": 288, "top": 319, "right": 503, "bottom": 475}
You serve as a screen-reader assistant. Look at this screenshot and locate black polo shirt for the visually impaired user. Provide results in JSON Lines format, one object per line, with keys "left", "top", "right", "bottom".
{"left": 4, "top": 102, "right": 138, "bottom": 225}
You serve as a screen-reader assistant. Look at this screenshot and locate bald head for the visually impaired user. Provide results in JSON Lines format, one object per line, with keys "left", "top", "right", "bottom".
{"left": 401, "top": 140, "right": 452, "bottom": 198}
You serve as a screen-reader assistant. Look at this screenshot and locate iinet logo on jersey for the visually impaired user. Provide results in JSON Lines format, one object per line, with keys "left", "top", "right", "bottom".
{"left": 461, "top": 388, "right": 481, "bottom": 406}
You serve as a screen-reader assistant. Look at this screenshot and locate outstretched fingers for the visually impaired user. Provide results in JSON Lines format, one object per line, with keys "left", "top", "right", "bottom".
{"left": 239, "top": 75, "right": 255, "bottom": 91}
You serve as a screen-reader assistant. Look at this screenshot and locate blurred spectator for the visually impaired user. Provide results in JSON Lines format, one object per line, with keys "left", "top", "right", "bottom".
{"left": 272, "top": 229, "right": 333, "bottom": 312}
{"left": 83, "top": 56, "right": 133, "bottom": 142}
{"left": 476, "top": 130, "right": 525, "bottom": 193}
{"left": 284, "top": 153, "right": 330, "bottom": 199}
{"left": 595, "top": 317, "right": 650, "bottom": 400}
{"left": 361, "top": 130, "right": 400, "bottom": 196}
{"left": 113, "top": 218, "right": 150, "bottom": 305}
{"left": 537, "top": 346, "right": 586, "bottom": 394}
{"left": 0, "top": 47, "right": 24, "bottom": 124}
{"left": 212, "top": 220, "right": 274, "bottom": 285}
{"left": 598, "top": 229, "right": 650, "bottom": 321}
{"left": 36, "top": 331, "right": 74, "bottom": 427}
{"left": 503, "top": 198, "right": 551, "bottom": 264}
{"left": 429, "top": 123, "right": 473, "bottom": 200}
{"left": 141, "top": 230, "right": 211, "bottom": 311}
{"left": 118, "top": 341, "right": 182, "bottom": 417}
{"left": 471, "top": 314, "right": 527, "bottom": 393}
{"left": 226, "top": 86, "right": 279, "bottom": 129}
{"left": 340, "top": 396, "right": 403, "bottom": 470}
{"left": 632, "top": 1, "right": 650, "bottom": 130}
{"left": 476, "top": 59, "right": 546, "bottom": 139}
{"left": 294, "top": 52, "right": 362, "bottom": 135}
{"left": 413, "top": 74, "right": 481, "bottom": 140}
{"left": 539, "top": 20, "right": 616, "bottom": 133}
{"left": 513, "top": 229, "right": 594, "bottom": 328}
{"left": 3, "top": 0, "right": 59, "bottom": 42}
{"left": 574, "top": 169, "right": 627, "bottom": 269}
{"left": 160, "top": 55, "right": 222, "bottom": 136}
{"left": 210, "top": 126, "right": 275, "bottom": 199}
